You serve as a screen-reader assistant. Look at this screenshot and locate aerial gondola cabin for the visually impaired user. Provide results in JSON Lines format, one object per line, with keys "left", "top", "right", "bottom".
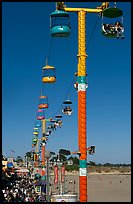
{"left": 46, "top": 129, "right": 52, "bottom": 135}
{"left": 35, "top": 119, "right": 42, "bottom": 128}
{"left": 42, "top": 65, "right": 56, "bottom": 83}
{"left": 37, "top": 109, "right": 45, "bottom": 120}
{"left": 62, "top": 99, "right": 73, "bottom": 115}
{"left": 47, "top": 126, "right": 52, "bottom": 130}
{"left": 101, "top": 4, "right": 124, "bottom": 38}
{"left": 32, "top": 143, "right": 36, "bottom": 147}
{"left": 33, "top": 135, "right": 38, "bottom": 140}
{"left": 63, "top": 99, "right": 72, "bottom": 105}
{"left": 32, "top": 138, "right": 37, "bottom": 144}
{"left": 50, "top": 10, "right": 70, "bottom": 37}
{"left": 38, "top": 95, "right": 49, "bottom": 109}
{"left": 49, "top": 124, "right": 56, "bottom": 131}
{"left": 33, "top": 127, "right": 39, "bottom": 132}
{"left": 33, "top": 127, "right": 39, "bottom": 135}
{"left": 33, "top": 131, "right": 39, "bottom": 136}
{"left": 54, "top": 115, "right": 63, "bottom": 127}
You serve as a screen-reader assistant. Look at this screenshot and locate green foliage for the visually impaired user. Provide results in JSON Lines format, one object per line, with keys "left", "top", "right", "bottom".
{"left": 50, "top": 155, "right": 67, "bottom": 163}
{"left": 89, "top": 161, "right": 96, "bottom": 166}
{"left": 25, "top": 151, "right": 34, "bottom": 162}
{"left": 103, "top": 163, "right": 112, "bottom": 167}
{"left": 72, "top": 157, "right": 79, "bottom": 165}
{"left": 60, "top": 154, "right": 67, "bottom": 161}
{"left": 65, "top": 164, "right": 79, "bottom": 172}
{"left": 26, "top": 151, "right": 32, "bottom": 158}
{"left": 16, "top": 156, "right": 23, "bottom": 163}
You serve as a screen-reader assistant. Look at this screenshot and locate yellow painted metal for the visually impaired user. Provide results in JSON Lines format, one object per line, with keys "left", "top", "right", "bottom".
{"left": 42, "top": 76, "right": 56, "bottom": 83}
{"left": 39, "top": 95, "right": 47, "bottom": 99}
{"left": 42, "top": 119, "right": 46, "bottom": 134}
{"left": 77, "top": 10, "right": 87, "bottom": 77}
{"left": 64, "top": 7, "right": 102, "bottom": 13}
{"left": 34, "top": 154, "right": 37, "bottom": 161}
{"left": 42, "top": 65, "right": 55, "bottom": 70}
{"left": 33, "top": 132, "right": 39, "bottom": 135}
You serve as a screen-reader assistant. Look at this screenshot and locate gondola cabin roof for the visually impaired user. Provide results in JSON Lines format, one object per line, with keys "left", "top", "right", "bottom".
{"left": 42, "top": 65, "right": 55, "bottom": 70}
{"left": 50, "top": 10, "right": 69, "bottom": 17}
{"left": 39, "top": 95, "right": 48, "bottom": 99}
{"left": 63, "top": 99, "right": 72, "bottom": 104}
{"left": 55, "top": 115, "right": 63, "bottom": 118}
{"left": 102, "top": 7, "right": 123, "bottom": 18}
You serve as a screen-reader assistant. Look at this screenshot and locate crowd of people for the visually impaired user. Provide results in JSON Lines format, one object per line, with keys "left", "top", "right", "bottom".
{"left": 102, "top": 21, "right": 124, "bottom": 39}
{"left": 2, "top": 173, "right": 46, "bottom": 202}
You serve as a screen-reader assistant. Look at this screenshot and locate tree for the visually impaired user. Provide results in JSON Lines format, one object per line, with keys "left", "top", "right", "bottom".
{"left": 68, "top": 156, "right": 79, "bottom": 165}
{"left": 72, "top": 157, "right": 79, "bottom": 165}
{"left": 16, "top": 156, "right": 23, "bottom": 164}
{"left": 25, "top": 151, "right": 32, "bottom": 162}
{"left": 26, "top": 151, "right": 32, "bottom": 158}
{"left": 65, "top": 164, "right": 79, "bottom": 172}
{"left": 50, "top": 155, "right": 67, "bottom": 163}
{"left": 89, "top": 161, "right": 96, "bottom": 166}
{"left": 60, "top": 154, "right": 67, "bottom": 162}
{"left": 103, "top": 163, "right": 112, "bottom": 167}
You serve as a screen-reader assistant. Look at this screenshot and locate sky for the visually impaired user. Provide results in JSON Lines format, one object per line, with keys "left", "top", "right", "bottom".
{"left": 2, "top": 2, "right": 131, "bottom": 164}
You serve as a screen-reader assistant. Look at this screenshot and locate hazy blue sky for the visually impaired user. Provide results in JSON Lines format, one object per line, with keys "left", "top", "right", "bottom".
{"left": 2, "top": 2, "right": 131, "bottom": 164}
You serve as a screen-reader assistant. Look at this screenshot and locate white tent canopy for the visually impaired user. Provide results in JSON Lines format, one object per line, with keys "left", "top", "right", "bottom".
{"left": 15, "top": 168, "right": 29, "bottom": 173}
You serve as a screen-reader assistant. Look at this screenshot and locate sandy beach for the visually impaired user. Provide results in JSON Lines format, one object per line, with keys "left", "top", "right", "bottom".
{"left": 50, "top": 173, "right": 131, "bottom": 202}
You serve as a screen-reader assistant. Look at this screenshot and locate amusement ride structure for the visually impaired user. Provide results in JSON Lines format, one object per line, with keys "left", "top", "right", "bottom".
{"left": 31, "top": 2, "right": 124, "bottom": 202}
